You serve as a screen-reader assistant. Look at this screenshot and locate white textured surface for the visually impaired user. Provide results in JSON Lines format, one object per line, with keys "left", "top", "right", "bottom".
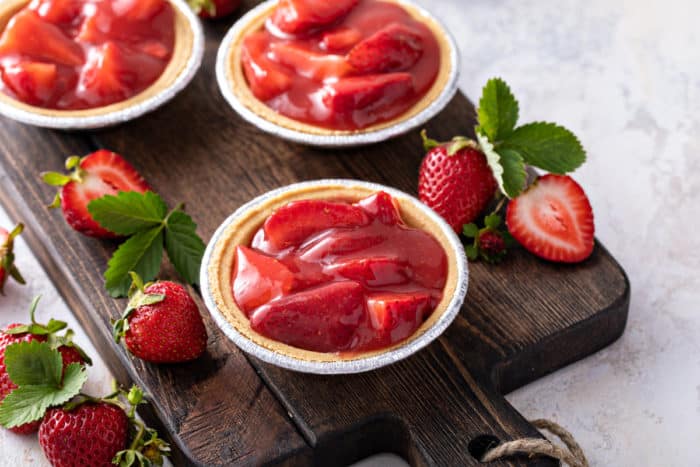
{"left": 2, "top": 0, "right": 699, "bottom": 465}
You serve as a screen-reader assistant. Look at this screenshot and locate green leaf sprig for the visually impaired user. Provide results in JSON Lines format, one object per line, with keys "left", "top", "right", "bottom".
{"left": 475, "top": 77, "right": 586, "bottom": 198}
{"left": 0, "top": 223, "right": 26, "bottom": 294}
{"left": 87, "top": 191, "right": 205, "bottom": 298}
{"left": 0, "top": 341, "right": 88, "bottom": 428}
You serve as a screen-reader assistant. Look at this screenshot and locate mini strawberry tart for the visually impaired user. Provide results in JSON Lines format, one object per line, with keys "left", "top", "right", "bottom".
{"left": 216, "top": 0, "right": 458, "bottom": 146}
{"left": 0, "top": 0, "right": 203, "bottom": 128}
{"left": 202, "top": 181, "right": 467, "bottom": 374}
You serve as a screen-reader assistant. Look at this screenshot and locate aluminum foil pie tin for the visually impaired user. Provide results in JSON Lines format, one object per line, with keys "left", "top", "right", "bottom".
{"left": 215, "top": 0, "right": 460, "bottom": 147}
{"left": 0, "top": 0, "right": 204, "bottom": 130}
{"left": 200, "top": 179, "right": 469, "bottom": 374}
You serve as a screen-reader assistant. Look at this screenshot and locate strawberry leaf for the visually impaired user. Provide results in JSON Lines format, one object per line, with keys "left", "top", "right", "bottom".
{"left": 88, "top": 191, "right": 167, "bottom": 236}
{"left": 0, "top": 342, "right": 87, "bottom": 428}
{"left": 501, "top": 122, "right": 586, "bottom": 174}
{"left": 105, "top": 226, "right": 165, "bottom": 298}
{"left": 476, "top": 131, "right": 527, "bottom": 199}
{"left": 165, "top": 210, "right": 205, "bottom": 287}
{"left": 477, "top": 77, "right": 519, "bottom": 142}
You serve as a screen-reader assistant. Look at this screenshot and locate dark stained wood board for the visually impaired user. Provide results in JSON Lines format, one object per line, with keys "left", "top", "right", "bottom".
{"left": 0, "top": 2, "right": 629, "bottom": 465}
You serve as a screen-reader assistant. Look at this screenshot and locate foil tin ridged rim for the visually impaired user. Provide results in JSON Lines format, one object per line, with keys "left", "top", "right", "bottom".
{"left": 215, "top": 0, "right": 460, "bottom": 147}
{"left": 200, "top": 179, "right": 469, "bottom": 375}
{"left": 0, "top": 0, "right": 204, "bottom": 130}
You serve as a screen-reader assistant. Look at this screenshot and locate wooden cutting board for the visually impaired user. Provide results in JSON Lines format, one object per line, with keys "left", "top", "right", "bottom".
{"left": 0, "top": 3, "right": 629, "bottom": 465}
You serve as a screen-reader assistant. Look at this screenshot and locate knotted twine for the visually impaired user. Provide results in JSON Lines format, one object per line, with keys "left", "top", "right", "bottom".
{"left": 481, "top": 419, "right": 589, "bottom": 467}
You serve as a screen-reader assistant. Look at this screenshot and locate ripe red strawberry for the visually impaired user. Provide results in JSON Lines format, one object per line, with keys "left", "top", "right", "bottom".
{"left": 39, "top": 402, "right": 128, "bottom": 467}
{"left": 188, "top": 0, "right": 240, "bottom": 19}
{"left": 42, "top": 150, "right": 150, "bottom": 238}
{"left": 418, "top": 132, "right": 497, "bottom": 232}
{"left": 0, "top": 223, "right": 25, "bottom": 295}
{"left": 113, "top": 273, "right": 207, "bottom": 363}
{"left": 506, "top": 174, "right": 595, "bottom": 263}
{"left": 271, "top": 0, "right": 359, "bottom": 35}
{"left": 347, "top": 22, "right": 424, "bottom": 74}
{"left": 0, "top": 297, "right": 91, "bottom": 434}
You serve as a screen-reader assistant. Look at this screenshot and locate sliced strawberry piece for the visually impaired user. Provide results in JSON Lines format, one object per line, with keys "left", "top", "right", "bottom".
{"left": 321, "top": 27, "right": 363, "bottom": 52}
{"left": 1, "top": 61, "right": 58, "bottom": 107}
{"left": 322, "top": 72, "right": 414, "bottom": 119}
{"left": 250, "top": 281, "right": 365, "bottom": 352}
{"left": 137, "top": 41, "right": 170, "bottom": 59}
{"left": 367, "top": 292, "right": 431, "bottom": 341}
{"left": 299, "top": 230, "right": 385, "bottom": 262}
{"left": 271, "top": 0, "right": 359, "bottom": 35}
{"left": 233, "top": 246, "right": 295, "bottom": 315}
{"left": 355, "top": 191, "right": 403, "bottom": 225}
{"left": 327, "top": 257, "right": 408, "bottom": 287}
{"left": 44, "top": 150, "right": 150, "bottom": 238}
{"left": 30, "top": 0, "right": 83, "bottom": 24}
{"left": 258, "top": 200, "right": 370, "bottom": 251}
{"left": 241, "top": 33, "right": 293, "bottom": 101}
{"left": 347, "top": 22, "right": 424, "bottom": 73}
{"left": 269, "top": 42, "right": 350, "bottom": 82}
{"left": 0, "top": 10, "right": 83, "bottom": 66}
{"left": 112, "top": 0, "right": 166, "bottom": 21}
{"left": 506, "top": 174, "right": 595, "bottom": 263}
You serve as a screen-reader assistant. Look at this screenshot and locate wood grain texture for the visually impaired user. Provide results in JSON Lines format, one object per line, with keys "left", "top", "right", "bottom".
{"left": 0, "top": 2, "right": 629, "bottom": 465}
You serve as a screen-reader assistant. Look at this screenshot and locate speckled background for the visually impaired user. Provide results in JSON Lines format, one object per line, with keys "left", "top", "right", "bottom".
{"left": 2, "top": 0, "right": 699, "bottom": 465}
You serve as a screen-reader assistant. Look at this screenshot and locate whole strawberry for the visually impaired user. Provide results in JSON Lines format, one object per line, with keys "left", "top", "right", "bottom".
{"left": 418, "top": 131, "right": 497, "bottom": 232}
{"left": 42, "top": 151, "right": 150, "bottom": 238}
{"left": 188, "top": 0, "right": 240, "bottom": 18}
{"left": 113, "top": 273, "right": 207, "bottom": 363}
{"left": 0, "top": 297, "right": 91, "bottom": 434}
{"left": 40, "top": 402, "right": 128, "bottom": 467}
{"left": 0, "top": 223, "right": 25, "bottom": 295}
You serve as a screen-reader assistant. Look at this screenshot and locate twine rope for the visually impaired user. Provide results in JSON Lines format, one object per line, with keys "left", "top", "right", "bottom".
{"left": 481, "top": 419, "right": 589, "bottom": 467}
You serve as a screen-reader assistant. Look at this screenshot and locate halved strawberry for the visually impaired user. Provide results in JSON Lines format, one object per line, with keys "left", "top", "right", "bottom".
{"left": 271, "top": 0, "right": 359, "bottom": 35}
{"left": 1, "top": 61, "right": 58, "bottom": 107}
{"left": 327, "top": 257, "right": 408, "bottom": 287}
{"left": 322, "top": 73, "right": 414, "bottom": 121}
{"left": 355, "top": 191, "right": 403, "bottom": 225}
{"left": 321, "top": 27, "right": 363, "bottom": 53}
{"left": 112, "top": 0, "right": 166, "bottom": 21}
{"left": 241, "top": 33, "right": 292, "bottom": 101}
{"left": 30, "top": 0, "right": 83, "bottom": 24}
{"left": 366, "top": 292, "right": 431, "bottom": 341}
{"left": 257, "top": 200, "right": 369, "bottom": 251}
{"left": 42, "top": 151, "right": 150, "bottom": 238}
{"left": 269, "top": 42, "right": 351, "bottom": 82}
{"left": 233, "top": 246, "right": 295, "bottom": 315}
{"left": 250, "top": 281, "right": 364, "bottom": 352}
{"left": 506, "top": 174, "right": 595, "bottom": 263}
{"left": 347, "top": 22, "right": 424, "bottom": 74}
{"left": 0, "top": 10, "right": 83, "bottom": 66}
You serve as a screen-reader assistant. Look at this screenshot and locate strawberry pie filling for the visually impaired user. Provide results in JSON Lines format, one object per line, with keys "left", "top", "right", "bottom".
{"left": 241, "top": 0, "right": 441, "bottom": 130}
{"left": 232, "top": 192, "right": 448, "bottom": 354}
{"left": 0, "top": 0, "right": 174, "bottom": 109}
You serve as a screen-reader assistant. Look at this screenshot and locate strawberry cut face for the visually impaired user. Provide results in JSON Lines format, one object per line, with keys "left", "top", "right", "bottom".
{"left": 269, "top": 42, "right": 351, "bottom": 82}
{"left": 506, "top": 174, "right": 595, "bottom": 263}
{"left": 1, "top": 61, "right": 58, "bottom": 107}
{"left": 233, "top": 246, "right": 295, "bottom": 315}
{"left": 0, "top": 10, "right": 83, "bottom": 66}
{"left": 367, "top": 292, "right": 431, "bottom": 342}
{"left": 30, "top": 0, "right": 83, "bottom": 24}
{"left": 241, "top": 33, "right": 293, "bottom": 101}
{"left": 347, "top": 22, "right": 424, "bottom": 74}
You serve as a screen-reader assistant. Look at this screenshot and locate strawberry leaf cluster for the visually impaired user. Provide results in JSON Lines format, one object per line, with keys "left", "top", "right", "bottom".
{"left": 88, "top": 191, "right": 205, "bottom": 298}
{"left": 476, "top": 78, "right": 586, "bottom": 198}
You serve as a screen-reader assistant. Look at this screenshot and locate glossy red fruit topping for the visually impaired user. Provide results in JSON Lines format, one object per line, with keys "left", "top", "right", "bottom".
{"left": 321, "top": 27, "right": 363, "bottom": 52}
{"left": 241, "top": 32, "right": 293, "bottom": 101}
{"left": 233, "top": 246, "right": 295, "bottom": 315}
{"left": 235, "top": 192, "right": 448, "bottom": 353}
{"left": 269, "top": 42, "right": 351, "bottom": 82}
{"left": 506, "top": 174, "right": 595, "bottom": 263}
{"left": 1, "top": 61, "right": 59, "bottom": 107}
{"left": 251, "top": 281, "right": 365, "bottom": 353}
{"left": 255, "top": 199, "right": 369, "bottom": 252}
{"left": 347, "top": 22, "right": 424, "bottom": 74}
{"left": 43, "top": 150, "right": 150, "bottom": 238}
{"left": 115, "top": 278, "right": 208, "bottom": 363}
{"left": 418, "top": 135, "right": 497, "bottom": 232}
{"left": 271, "top": 0, "right": 359, "bottom": 35}
{"left": 39, "top": 402, "right": 128, "bottom": 467}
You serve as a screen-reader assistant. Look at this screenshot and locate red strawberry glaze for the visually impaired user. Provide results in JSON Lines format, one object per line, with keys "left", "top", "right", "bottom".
{"left": 232, "top": 192, "right": 448, "bottom": 354}
{"left": 241, "top": 0, "right": 441, "bottom": 131}
{"left": 0, "top": 0, "right": 174, "bottom": 110}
